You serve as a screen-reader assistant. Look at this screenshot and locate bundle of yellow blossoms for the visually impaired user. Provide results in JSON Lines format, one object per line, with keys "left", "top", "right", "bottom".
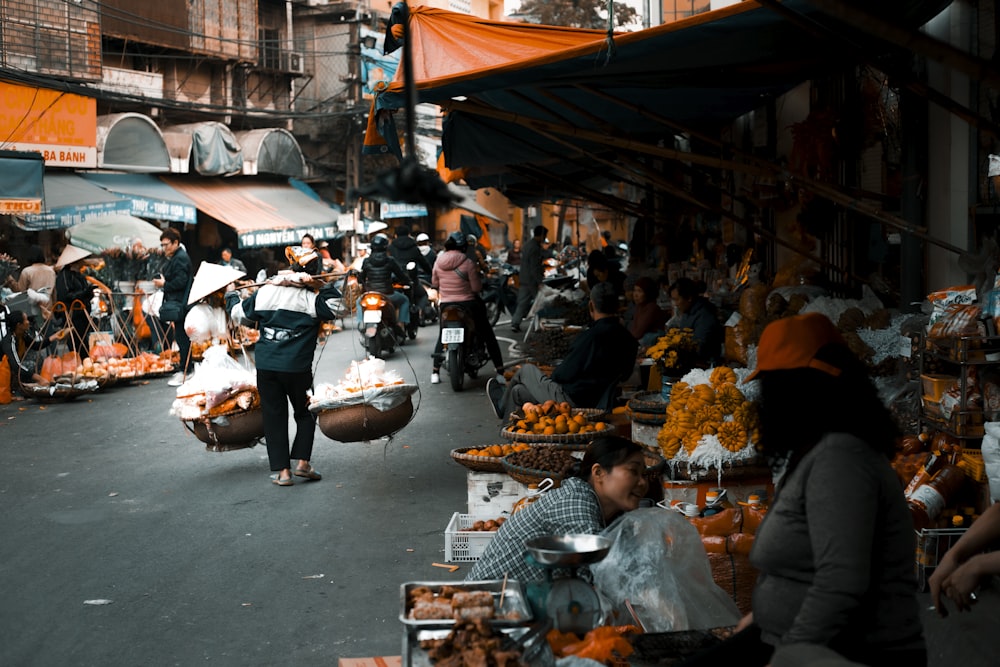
{"left": 656, "top": 366, "right": 761, "bottom": 460}
{"left": 646, "top": 327, "right": 699, "bottom": 377}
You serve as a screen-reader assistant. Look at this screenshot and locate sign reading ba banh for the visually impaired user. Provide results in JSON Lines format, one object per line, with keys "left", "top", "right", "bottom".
{"left": 0, "top": 81, "right": 97, "bottom": 168}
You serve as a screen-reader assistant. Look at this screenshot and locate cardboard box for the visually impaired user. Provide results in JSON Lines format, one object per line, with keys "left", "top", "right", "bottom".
{"left": 338, "top": 657, "right": 401, "bottom": 667}
{"left": 467, "top": 471, "right": 528, "bottom": 516}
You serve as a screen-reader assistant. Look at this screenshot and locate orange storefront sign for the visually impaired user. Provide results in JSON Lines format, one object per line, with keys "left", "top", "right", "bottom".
{"left": 0, "top": 81, "right": 97, "bottom": 168}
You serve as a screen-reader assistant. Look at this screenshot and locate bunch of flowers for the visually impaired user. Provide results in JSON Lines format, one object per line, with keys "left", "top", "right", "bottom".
{"left": 96, "top": 248, "right": 165, "bottom": 287}
{"left": 646, "top": 327, "right": 699, "bottom": 378}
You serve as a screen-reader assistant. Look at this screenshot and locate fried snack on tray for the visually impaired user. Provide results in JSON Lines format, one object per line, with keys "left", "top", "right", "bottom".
{"left": 420, "top": 619, "right": 525, "bottom": 667}
{"left": 408, "top": 587, "right": 496, "bottom": 621}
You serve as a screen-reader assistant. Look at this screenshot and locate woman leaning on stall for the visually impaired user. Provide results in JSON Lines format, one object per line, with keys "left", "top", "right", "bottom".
{"left": 466, "top": 435, "right": 648, "bottom": 584}
{"left": 680, "top": 313, "right": 925, "bottom": 667}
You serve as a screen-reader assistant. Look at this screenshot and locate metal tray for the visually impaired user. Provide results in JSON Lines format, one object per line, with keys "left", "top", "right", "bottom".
{"left": 403, "top": 624, "right": 553, "bottom": 667}
{"left": 399, "top": 580, "right": 533, "bottom": 629}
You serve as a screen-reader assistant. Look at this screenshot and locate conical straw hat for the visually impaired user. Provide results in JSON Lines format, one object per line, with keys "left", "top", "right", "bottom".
{"left": 55, "top": 244, "right": 92, "bottom": 269}
{"left": 188, "top": 261, "right": 246, "bottom": 305}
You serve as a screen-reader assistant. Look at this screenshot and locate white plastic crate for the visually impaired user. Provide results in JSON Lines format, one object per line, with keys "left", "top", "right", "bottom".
{"left": 444, "top": 512, "right": 497, "bottom": 562}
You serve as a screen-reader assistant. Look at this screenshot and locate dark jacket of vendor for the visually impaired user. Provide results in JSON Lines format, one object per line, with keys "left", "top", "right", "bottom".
{"left": 550, "top": 316, "right": 637, "bottom": 408}
{"left": 227, "top": 280, "right": 339, "bottom": 373}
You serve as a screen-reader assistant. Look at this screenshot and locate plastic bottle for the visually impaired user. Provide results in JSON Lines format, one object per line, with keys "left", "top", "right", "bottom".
{"left": 908, "top": 464, "right": 967, "bottom": 531}
{"left": 701, "top": 489, "right": 732, "bottom": 517}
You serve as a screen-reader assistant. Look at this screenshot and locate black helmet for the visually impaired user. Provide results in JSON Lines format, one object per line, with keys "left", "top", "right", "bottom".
{"left": 446, "top": 231, "right": 468, "bottom": 251}
{"left": 371, "top": 233, "right": 389, "bottom": 251}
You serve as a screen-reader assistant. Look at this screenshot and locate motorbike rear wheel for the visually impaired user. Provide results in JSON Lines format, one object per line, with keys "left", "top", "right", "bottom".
{"left": 448, "top": 346, "right": 465, "bottom": 391}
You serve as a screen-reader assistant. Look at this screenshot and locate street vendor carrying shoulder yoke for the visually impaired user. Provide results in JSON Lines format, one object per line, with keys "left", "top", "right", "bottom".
{"left": 225, "top": 246, "right": 341, "bottom": 487}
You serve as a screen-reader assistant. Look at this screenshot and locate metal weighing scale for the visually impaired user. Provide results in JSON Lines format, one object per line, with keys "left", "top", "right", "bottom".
{"left": 523, "top": 534, "right": 611, "bottom": 636}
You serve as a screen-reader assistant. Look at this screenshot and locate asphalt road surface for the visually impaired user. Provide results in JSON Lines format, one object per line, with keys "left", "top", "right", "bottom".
{"left": 0, "top": 316, "right": 997, "bottom": 666}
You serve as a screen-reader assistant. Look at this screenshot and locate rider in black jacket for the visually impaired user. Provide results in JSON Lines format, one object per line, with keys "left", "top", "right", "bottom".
{"left": 388, "top": 225, "right": 430, "bottom": 315}
{"left": 360, "top": 233, "right": 412, "bottom": 326}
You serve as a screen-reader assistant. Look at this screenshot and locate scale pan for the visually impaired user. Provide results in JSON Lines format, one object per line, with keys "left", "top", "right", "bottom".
{"left": 524, "top": 534, "right": 612, "bottom": 567}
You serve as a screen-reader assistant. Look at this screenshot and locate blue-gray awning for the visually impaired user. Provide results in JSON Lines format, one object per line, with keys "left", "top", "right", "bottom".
{"left": 80, "top": 173, "right": 197, "bottom": 224}
{"left": 0, "top": 150, "right": 44, "bottom": 214}
{"left": 17, "top": 173, "right": 131, "bottom": 230}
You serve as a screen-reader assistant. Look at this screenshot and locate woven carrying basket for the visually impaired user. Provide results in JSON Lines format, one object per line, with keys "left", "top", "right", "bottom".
{"left": 450, "top": 446, "right": 507, "bottom": 473}
{"left": 316, "top": 396, "right": 413, "bottom": 442}
{"left": 184, "top": 408, "right": 265, "bottom": 452}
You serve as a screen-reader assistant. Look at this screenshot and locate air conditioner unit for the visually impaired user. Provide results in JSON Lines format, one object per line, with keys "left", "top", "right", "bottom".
{"left": 281, "top": 51, "right": 305, "bottom": 75}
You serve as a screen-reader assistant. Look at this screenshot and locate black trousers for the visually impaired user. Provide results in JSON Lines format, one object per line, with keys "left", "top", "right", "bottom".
{"left": 257, "top": 368, "right": 316, "bottom": 471}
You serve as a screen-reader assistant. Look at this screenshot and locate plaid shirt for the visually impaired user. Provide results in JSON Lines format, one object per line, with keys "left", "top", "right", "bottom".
{"left": 467, "top": 477, "right": 604, "bottom": 584}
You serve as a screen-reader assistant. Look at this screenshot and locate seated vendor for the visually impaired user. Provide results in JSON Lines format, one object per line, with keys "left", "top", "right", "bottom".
{"left": 466, "top": 436, "right": 648, "bottom": 584}
{"left": 1, "top": 309, "right": 60, "bottom": 393}
{"left": 486, "top": 282, "right": 637, "bottom": 417}
{"left": 627, "top": 276, "right": 669, "bottom": 350}
{"left": 666, "top": 277, "right": 723, "bottom": 366}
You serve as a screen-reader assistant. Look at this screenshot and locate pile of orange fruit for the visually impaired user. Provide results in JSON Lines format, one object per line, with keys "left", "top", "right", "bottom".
{"left": 462, "top": 443, "right": 531, "bottom": 458}
{"left": 508, "top": 400, "right": 607, "bottom": 436}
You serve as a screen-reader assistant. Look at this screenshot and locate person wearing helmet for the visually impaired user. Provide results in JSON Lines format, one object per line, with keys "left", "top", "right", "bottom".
{"left": 415, "top": 232, "right": 437, "bottom": 276}
{"left": 430, "top": 232, "right": 504, "bottom": 385}
{"left": 465, "top": 233, "right": 488, "bottom": 273}
{"left": 360, "top": 232, "right": 412, "bottom": 329}
{"left": 388, "top": 224, "right": 432, "bottom": 318}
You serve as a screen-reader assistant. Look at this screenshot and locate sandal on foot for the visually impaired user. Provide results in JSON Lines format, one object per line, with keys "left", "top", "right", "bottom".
{"left": 272, "top": 475, "right": 294, "bottom": 486}
{"left": 294, "top": 465, "right": 322, "bottom": 481}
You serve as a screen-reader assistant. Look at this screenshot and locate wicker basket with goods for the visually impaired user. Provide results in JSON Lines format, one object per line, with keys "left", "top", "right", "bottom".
{"left": 500, "top": 400, "right": 611, "bottom": 443}
{"left": 316, "top": 396, "right": 415, "bottom": 442}
{"left": 451, "top": 443, "right": 531, "bottom": 473}
{"left": 183, "top": 406, "right": 265, "bottom": 452}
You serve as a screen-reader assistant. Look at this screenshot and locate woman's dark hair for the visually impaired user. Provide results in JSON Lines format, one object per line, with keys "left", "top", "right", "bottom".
{"left": 756, "top": 342, "right": 900, "bottom": 469}
{"left": 7, "top": 309, "right": 26, "bottom": 328}
{"left": 25, "top": 247, "right": 44, "bottom": 265}
{"left": 300, "top": 233, "right": 315, "bottom": 246}
{"left": 633, "top": 276, "right": 657, "bottom": 303}
{"left": 669, "top": 277, "right": 706, "bottom": 300}
{"left": 574, "top": 435, "right": 645, "bottom": 481}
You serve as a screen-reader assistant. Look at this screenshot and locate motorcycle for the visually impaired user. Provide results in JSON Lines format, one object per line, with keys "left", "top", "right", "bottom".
{"left": 481, "top": 260, "right": 519, "bottom": 326}
{"left": 357, "top": 290, "right": 399, "bottom": 358}
{"left": 439, "top": 302, "right": 491, "bottom": 391}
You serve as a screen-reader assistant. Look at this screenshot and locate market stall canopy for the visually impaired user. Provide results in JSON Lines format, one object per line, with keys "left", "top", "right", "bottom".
{"left": 97, "top": 113, "right": 171, "bottom": 173}
{"left": 162, "top": 122, "right": 243, "bottom": 176}
{"left": 80, "top": 173, "right": 197, "bottom": 224}
{"left": 188, "top": 262, "right": 246, "bottom": 305}
{"left": 235, "top": 128, "right": 305, "bottom": 177}
{"left": 65, "top": 213, "right": 165, "bottom": 254}
{"left": 372, "top": 1, "right": 952, "bottom": 205}
{"left": 55, "top": 244, "right": 93, "bottom": 269}
{"left": 161, "top": 176, "right": 342, "bottom": 250}
{"left": 0, "top": 150, "right": 44, "bottom": 215}
{"left": 17, "top": 173, "right": 131, "bottom": 231}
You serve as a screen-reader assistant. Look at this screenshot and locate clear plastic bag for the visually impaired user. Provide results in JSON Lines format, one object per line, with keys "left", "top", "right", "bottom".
{"left": 590, "top": 508, "right": 741, "bottom": 633}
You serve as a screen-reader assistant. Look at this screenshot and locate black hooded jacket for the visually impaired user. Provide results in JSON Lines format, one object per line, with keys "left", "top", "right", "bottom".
{"left": 389, "top": 235, "right": 432, "bottom": 276}
{"left": 361, "top": 250, "right": 410, "bottom": 296}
